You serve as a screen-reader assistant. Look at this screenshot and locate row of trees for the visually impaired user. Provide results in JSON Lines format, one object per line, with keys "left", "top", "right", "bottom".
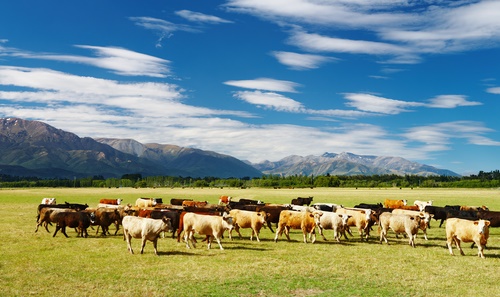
{"left": 1, "top": 170, "right": 500, "bottom": 188}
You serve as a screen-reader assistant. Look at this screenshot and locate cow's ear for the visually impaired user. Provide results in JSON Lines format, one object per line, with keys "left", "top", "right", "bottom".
{"left": 474, "top": 221, "right": 479, "bottom": 225}
{"left": 485, "top": 221, "right": 491, "bottom": 227}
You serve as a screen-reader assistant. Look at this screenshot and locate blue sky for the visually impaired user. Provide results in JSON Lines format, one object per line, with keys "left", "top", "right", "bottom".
{"left": 1, "top": 0, "right": 500, "bottom": 175}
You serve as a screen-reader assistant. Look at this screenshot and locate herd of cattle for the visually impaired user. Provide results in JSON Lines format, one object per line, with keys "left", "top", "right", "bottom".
{"left": 35, "top": 196, "right": 498, "bottom": 258}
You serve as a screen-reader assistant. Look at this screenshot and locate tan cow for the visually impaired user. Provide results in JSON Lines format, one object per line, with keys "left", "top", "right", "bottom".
{"left": 335, "top": 207, "right": 373, "bottom": 241}
{"left": 379, "top": 212, "right": 422, "bottom": 247}
{"left": 446, "top": 218, "right": 490, "bottom": 258}
{"left": 135, "top": 198, "right": 157, "bottom": 208}
{"left": 392, "top": 209, "right": 432, "bottom": 240}
{"left": 122, "top": 216, "right": 172, "bottom": 256}
{"left": 274, "top": 210, "right": 323, "bottom": 243}
{"left": 183, "top": 213, "right": 234, "bottom": 250}
{"left": 229, "top": 209, "right": 268, "bottom": 242}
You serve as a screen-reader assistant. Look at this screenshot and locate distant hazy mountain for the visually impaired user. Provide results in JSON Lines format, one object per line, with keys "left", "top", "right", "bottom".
{"left": 252, "top": 152, "right": 459, "bottom": 177}
{"left": 96, "top": 138, "right": 263, "bottom": 178}
{"left": 0, "top": 118, "right": 262, "bottom": 179}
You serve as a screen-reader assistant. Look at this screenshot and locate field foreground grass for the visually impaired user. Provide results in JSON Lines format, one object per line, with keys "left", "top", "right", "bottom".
{"left": 0, "top": 187, "right": 499, "bottom": 297}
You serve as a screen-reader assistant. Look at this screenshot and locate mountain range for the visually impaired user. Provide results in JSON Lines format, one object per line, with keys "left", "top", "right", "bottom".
{"left": 0, "top": 118, "right": 459, "bottom": 179}
{"left": 251, "top": 152, "right": 459, "bottom": 177}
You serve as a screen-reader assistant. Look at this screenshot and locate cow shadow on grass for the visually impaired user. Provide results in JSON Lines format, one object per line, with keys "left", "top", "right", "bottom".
{"left": 157, "top": 250, "right": 200, "bottom": 256}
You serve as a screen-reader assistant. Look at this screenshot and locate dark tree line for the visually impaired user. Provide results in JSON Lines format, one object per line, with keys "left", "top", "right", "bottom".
{"left": 1, "top": 170, "right": 500, "bottom": 189}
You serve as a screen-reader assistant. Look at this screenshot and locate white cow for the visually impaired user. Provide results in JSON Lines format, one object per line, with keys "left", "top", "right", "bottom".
{"left": 414, "top": 200, "right": 433, "bottom": 211}
{"left": 379, "top": 213, "right": 422, "bottom": 248}
{"left": 122, "top": 216, "right": 172, "bottom": 256}
{"left": 41, "top": 198, "right": 56, "bottom": 205}
{"left": 183, "top": 213, "right": 234, "bottom": 250}
{"left": 314, "top": 212, "right": 350, "bottom": 242}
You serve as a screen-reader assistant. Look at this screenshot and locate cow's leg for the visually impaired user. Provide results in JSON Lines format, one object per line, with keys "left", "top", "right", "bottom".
{"left": 266, "top": 221, "right": 275, "bottom": 233}
{"left": 207, "top": 235, "right": 213, "bottom": 250}
{"left": 454, "top": 238, "right": 464, "bottom": 256}
{"left": 284, "top": 226, "right": 291, "bottom": 241}
{"left": 446, "top": 238, "right": 454, "bottom": 256}
{"left": 318, "top": 225, "right": 327, "bottom": 241}
{"left": 114, "top": 222, "right": 120, "bottom": 236}
{"left": 61, "top": 226, "right": 69, "bottom": 238}
{"left": 140, "top": 237, "right": 147, "bottom": 254}
{"left": 476, "top": 241, "right": 485, "bottom": 259}
{"left": 439, "top": 219, "right": 445, "bottom": 228}
{"left": 214, "top": 235, "right": 224, "bottom": 250}
{"left": 53, "top": 225, "right": 61, "bottom": 237}
{"left": 273, "top": 225, "right": 283, "bottom": 242}
{"left": 125, "top": 233, "right": 134, "bottom": 254}
{"left": 310, "top": 229, "right": 316, "bottom": 244}
{"left": 152, "top": 238, "right": 159, "bottom": 256}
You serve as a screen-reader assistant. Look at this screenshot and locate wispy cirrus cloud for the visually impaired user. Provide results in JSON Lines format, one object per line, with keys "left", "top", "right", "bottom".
{"left": 224, "top": 77, "right": 301, "bottom": 93}
{"left": 271, "top": 51, "right": 336, "bottom": 70}
{"left": 226, "top": 1, "right": 500, "bottom": 64}
{"left": 2, "top": 45, "right": 171, "bottom": 77}
{"left": 344, "top": 93, "right": 483, "bottom": 115}
{"left": 404, "top": 121, "right": 500, "bottom": 152}
{"left": 175, "top": 10, "right": 233, "bottom": 24}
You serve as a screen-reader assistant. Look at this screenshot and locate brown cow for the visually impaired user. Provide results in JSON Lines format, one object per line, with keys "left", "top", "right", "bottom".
{"left": 52, "top": 211, "right": 94, "bottom": 238}
{"left": 92, "top": 208, "right": 122, "bottom": 236}
{"left": 99, "top": 198, "right": 122, "bottom": 205}
{"left": 182, "top": 200, "right": 208, "bottom": 208}
{"left": 384, "top": 199, "right": 407, "bottom": 209}
{"left": 274, "top": 210, "right": 322, "bottom": 243}
{"left": 218, "top": 196, "right": 232, "bottom": 205}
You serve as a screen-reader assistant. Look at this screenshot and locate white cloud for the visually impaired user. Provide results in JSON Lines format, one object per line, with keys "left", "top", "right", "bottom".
{"left": 486, "top": 86, "right": 500, "bottom": 94}
{"left": 233, "top": 90, "right": 304, "bottom": 112}
{"left": 288, "top": 30, "right": 409, "bottom": 55}
{"left": 175, "top": 10, "right": 233, "bottom": 24}
{"left": 343, "top": 93, "right": 424, "bottom": 114}
{"left": 426, "top": 95, "right": 482, "bottom": 108}
{"left": 227, "top": 1, "right": 500, "bottom": 64}
{"left": 129, "top": 16, "right": 199, "bottom": 34}
{"left": 5, "top": 45, "right": 171, "bottom": 78}
{"left": 404, "top": 121, "right": 500, "bottom": 151}
{"left": 271, "top": 51, "right": 336, "bottom": 70}
{"left": 224, "top": 78, "right": 301, "bottom": 93}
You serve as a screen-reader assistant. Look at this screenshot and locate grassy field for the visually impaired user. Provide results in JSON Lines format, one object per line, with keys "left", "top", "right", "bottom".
{"left": 0, "top": 187, "right": 499, "bottom": 297}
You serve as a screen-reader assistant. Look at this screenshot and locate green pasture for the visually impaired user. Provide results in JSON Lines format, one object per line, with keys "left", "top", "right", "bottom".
{"left": 0, "top": 187, "right": 499, "bottom": 297}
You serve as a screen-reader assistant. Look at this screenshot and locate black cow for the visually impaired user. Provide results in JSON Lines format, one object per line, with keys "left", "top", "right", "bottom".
{"left": 424, "top": 205, "right": 449, "bottom": 227}
{"left": 477, "top": 209, "right": 500, "bottom": 227}
{"left": 255, "top": 204, "right": 292, "bottom": 233}
{"left": 354, "top": 203, "right": 383, "bottom": 210}
{"left": 291, "top": 196, "right": 313, "bottom": 206}
{"left": 170, "top": 198, "right": 192, "bottom": 205}
{"left": 150, "top": 209, "right": 181, "bottom": 238}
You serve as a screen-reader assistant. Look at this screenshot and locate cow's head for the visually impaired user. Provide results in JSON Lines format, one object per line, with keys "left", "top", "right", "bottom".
{"left": 89, "top": 212, "right": 96, "bottom": 224}
{"left": 222, "top": 214, "right": 234, "bottom": 230}
{"left": 256, "top": 211, "right": 267, "bottom": 225}
{"left": 117, "top": 199, "right": 122, "bottom": 205}
{"left": 161, "top": 217, "right": 173, "bottom": 232}
{"left": 402, "top": 199, "right": 408, "bottom": 206}
{"left": 476, "top": 220, "right": 490, "bottom": 235}
{"left": 340, "top": 214, "right": 351, "bottom": 227}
